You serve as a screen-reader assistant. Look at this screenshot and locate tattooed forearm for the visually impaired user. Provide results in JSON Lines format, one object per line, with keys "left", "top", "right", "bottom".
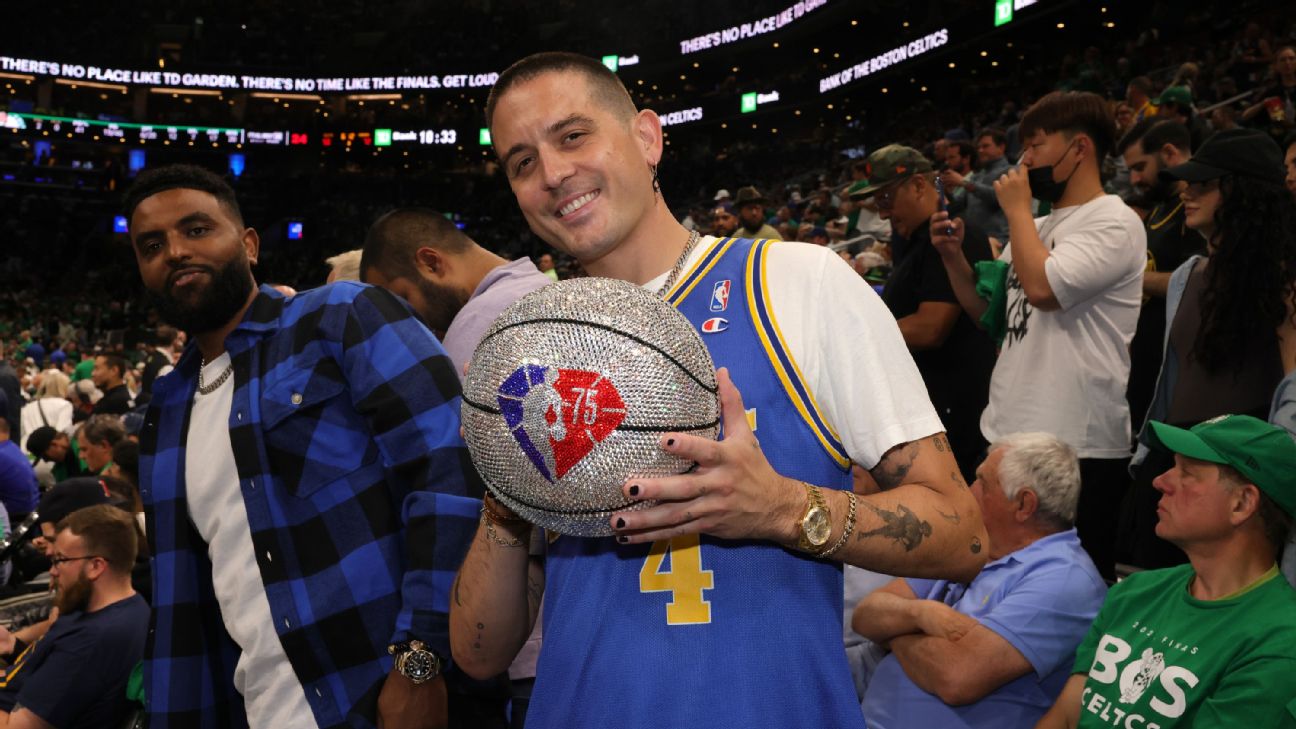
{"left": 933, "top": 434, "right": 949, "bottom": 452}
{"left": 854, "top": 500, "right": 933, "bottom": 551}
{"left": 871, "top": 442, "right": 919, "bottom": 490}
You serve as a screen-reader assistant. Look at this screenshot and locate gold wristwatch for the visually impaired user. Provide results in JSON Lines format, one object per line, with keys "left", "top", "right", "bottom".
{"left": 796, "top": 482, "right": 832, "bottom": 552}
{"left": 388, "top": 639, "right": 443, "bottom": 684}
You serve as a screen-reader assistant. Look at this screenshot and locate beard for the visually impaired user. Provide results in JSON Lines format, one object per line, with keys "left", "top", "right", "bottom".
{"left": 741, "top": 218, "right": 765, "bottom": 234}
{"left": 54, "top": 572, "right": 93, "bottom": 614}
{"left": 145, "top": 254, "right": 256, "bottom": 335}
{"left": 413, "top": 277, "right": 468, "bottom": 336}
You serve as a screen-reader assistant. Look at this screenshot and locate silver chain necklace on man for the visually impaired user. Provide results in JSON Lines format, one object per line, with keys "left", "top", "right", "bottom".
{"left": 197, "top": 356, "right": 234, "bottom": 395}
{"left": 654, "top": 229, "right": 701, "bottom": 298}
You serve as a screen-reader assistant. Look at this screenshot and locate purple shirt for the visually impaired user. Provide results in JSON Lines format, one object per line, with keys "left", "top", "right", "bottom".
{"left": 442, "top": 258, "right": 552, "bottom": 374}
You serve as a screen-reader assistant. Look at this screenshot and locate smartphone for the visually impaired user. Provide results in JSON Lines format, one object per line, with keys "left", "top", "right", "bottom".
{"left": 934, "top": 175, "right": 954, "bottom": 236}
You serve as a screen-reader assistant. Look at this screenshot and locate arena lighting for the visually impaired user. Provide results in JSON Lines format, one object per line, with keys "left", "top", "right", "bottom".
{"left": 55, "top": 78, "right": 128, "bottom": 92}
{"left": 346, "top": 93, "right": 402, "bottom": 101}
{"left": 148, "top": 87, "right": 222, "bottom": 96}
{"left": 0, "top": 72, "right": 35, "bottom": 82}
{"left": 250, "top": 92, "right": 323, "bottom": 101}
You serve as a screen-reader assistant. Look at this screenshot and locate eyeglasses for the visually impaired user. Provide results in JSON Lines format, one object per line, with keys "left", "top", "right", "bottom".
{"left": 49, "top": 555, "right": 101, "bottom": 567}
{"left": 872, "top": 177, "right": 912, "bottom": 210}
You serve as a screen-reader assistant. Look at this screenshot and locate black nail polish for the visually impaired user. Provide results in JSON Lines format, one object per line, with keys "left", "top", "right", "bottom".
{"left": 617, "top": 536, "right": 629, "bottom": 544}
{"left": 615, "top": 518, "right": 626, "bottom": 529}
{"left": 629, "top": 485, "right": 640, "bottom": 497}
{"left": 666, "top": 438, "right": 676, "bottom": 447}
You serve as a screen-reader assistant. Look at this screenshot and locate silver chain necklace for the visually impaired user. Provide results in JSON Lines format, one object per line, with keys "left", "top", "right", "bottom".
{"left": 654, "top": 230, "right": 701, "bottom": 297}
{"left": 198, "top": 356, "right": 234, "bottom": 396}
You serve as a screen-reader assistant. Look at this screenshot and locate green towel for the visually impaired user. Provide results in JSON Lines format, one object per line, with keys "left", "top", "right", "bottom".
{"left": 974, "top": 259, "right": 1010, "bottom": 347}
{"left": 126, "top": 661, "right": 145, "bottom": 705}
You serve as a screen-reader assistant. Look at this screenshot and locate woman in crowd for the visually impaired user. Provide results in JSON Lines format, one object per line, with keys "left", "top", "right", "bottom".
{"left": 1124, "top": 128, "right": 1296, "bottom": 568}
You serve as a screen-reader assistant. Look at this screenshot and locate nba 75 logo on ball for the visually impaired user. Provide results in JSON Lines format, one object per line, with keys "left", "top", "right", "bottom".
{"left": 462, "top": 278, "right": 720, "bottom": 536}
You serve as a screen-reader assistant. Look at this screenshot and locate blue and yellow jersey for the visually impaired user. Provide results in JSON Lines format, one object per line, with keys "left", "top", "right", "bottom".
{"left": 526, "top": 238, "right": 863, "bottom": 729}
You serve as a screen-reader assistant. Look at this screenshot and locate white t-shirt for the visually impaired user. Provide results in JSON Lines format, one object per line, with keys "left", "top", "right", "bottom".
{"left": 982, "top": 194, "right": 1147, "bottom": 458}
{"left": 644, "top": 236, "right": 943, "bottom": 467}
{"left": 185, "top": 353, "right": 319, "bottom": 729}
{"left": 19, "top": 398, "right": 74, "bottom": 454}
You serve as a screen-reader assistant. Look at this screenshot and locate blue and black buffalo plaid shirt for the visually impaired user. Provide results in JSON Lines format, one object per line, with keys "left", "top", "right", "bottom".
{"left": 139, "top": 283, "right": 483, "bottom": 729}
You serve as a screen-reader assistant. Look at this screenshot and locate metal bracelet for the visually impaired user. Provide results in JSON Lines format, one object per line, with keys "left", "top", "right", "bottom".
{"left": 481, "top": 511, "right": 527, "bottom": 548}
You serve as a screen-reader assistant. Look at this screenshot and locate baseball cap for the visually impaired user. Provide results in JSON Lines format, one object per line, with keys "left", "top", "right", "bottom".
{"left": 711, "top": 201, "right": 735, "bottom": 215}
{"left": 713, "top": 189, "right": 731, "bottom": 201}
{"left": 852, "top": 145, "right": 934, "bottom": 198}
{"left": 1153, "top": 85, "right": 1192, "bottom": 108}
{"left": 733, "top": 186, "right": 768, "bottom": 207}
{"left": 847, "top": 179, "right": 872, "bottom": 199}
{"left": 1148, "top": 415, "right": 1296, "bottom": 518}
{"left": 810, "top": 226, "right": 829, "bottom": 239}
{"left": 49, "top": 350, "right": 66, "bottom": 366}
{"left": 25, "top": 426, "right": 60, "bottom": 459}
{"left": 37, "top": 477, "right": 112, "bottom": 526}
{"left": 1160, "top": 128, "right": 1286, "bottom": 186}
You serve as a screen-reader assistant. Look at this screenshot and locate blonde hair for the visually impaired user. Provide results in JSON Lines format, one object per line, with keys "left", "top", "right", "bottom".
{"left": 36, "top": 369, "right": 70, "bottom": 399}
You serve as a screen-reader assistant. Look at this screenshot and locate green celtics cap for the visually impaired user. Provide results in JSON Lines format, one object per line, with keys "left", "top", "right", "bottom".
{"left": 850, "top": 145, "right": 934, "bottom": 198}
{"left": 1148, "top": 415, "right": 1296, "bottom": 518}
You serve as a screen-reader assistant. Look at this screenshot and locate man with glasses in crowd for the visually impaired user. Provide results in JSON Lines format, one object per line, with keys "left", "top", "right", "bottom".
{"left": 0, "top": 505, "right": 149, "bottom": 729}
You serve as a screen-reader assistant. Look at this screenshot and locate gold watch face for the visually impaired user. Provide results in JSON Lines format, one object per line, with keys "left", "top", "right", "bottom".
{"left": 803, "top": 507, "right": 831, "bottom": 546}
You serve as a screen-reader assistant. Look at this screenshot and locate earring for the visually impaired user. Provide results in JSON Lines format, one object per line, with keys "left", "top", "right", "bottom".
{"left": 650, "top": 164, "right": 660, "bottom": 194}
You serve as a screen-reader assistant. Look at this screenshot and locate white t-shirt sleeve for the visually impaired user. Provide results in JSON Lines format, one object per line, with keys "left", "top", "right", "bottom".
{"left": 1043, "top": 201, "right": 1147, "bottom": 311}
{"left": 764, "top": 243, "right": 944, "bottom": 469}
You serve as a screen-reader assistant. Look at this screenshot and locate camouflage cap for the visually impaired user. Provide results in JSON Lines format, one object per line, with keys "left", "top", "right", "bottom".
{"left": 849, "top": 145, "right": 934, "bottom": 198}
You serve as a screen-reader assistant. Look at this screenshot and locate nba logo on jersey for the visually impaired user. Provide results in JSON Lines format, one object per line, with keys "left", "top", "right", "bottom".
{"left": 710, "top": 280, "right": 731, "bottom": 312}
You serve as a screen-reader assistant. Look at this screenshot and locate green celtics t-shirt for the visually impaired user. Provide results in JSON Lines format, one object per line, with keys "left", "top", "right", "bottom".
{"left": 1072, "top": 564, "right": 1296, "bottom": 728}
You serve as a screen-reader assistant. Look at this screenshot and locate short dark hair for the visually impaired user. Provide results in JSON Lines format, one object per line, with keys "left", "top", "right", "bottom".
{"left": 975, "top": 127, "right": 1008, "bottom": 147}
{"left": 154, "top": 325, "right": 178, "bottom": 348}
{"left": 1220, "top": 465, "right": 1294, "bottom": 558}
{"left": 56, "top": 504, "right": 138, "bottom": 572}
{"left": 1119, "top": 119, "right": 1192, "bottom": 156}
{"left": 123, "top": 164, "right": 244, "bottom": 228}
{"left": 1019, "top": 90, "right": 1118, "bottom": 161}
{"left": 948, "top": 140, "right": 974, "bottom": 159}
{"left": 485, "top": 52, "right": 637, "bottom": 135}
{"left": 360, "top": 208, "right": 474, "bottom": 282}
{"left": 96, "top": 353, "right": 126, "bottom": 379}
{"left": 1283, "top": 131, "right": 1296, "bottom": 152}
{"left": 111, "top": 440, "right": 139, "bottom": 486}
{"left": 1128, "top": 76, "right": 1154, "bottom": 96}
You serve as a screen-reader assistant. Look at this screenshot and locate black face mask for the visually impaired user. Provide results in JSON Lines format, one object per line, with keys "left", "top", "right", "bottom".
{"left": 1027, "top": 138, "right": 1081, "bottom": 204}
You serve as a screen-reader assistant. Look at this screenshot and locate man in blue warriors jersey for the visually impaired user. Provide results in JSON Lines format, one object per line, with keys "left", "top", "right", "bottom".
{"left": 450, "top": 52, "right": 989, "bottom": 729}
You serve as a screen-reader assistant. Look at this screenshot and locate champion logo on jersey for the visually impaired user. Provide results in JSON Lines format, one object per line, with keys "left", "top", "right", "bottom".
{"left": 710, "top": 280, "right": 732, "bottom": 312}
{"left": 701, "top": 317, "right": 729, "bottom": 334}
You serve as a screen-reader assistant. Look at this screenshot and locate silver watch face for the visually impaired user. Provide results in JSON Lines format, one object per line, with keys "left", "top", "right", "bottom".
{"left": 403, "top": 649, "right": 440, "bottom": 682}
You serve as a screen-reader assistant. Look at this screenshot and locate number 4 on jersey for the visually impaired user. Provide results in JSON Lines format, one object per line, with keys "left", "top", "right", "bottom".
{"left": 639, "top": 534, "right": 714, "bottom": 625}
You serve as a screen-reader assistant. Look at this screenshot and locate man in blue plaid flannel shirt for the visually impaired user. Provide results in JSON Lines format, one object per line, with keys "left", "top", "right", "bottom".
{"left": 125, "top": 164, "right": 483, "bottom": 729}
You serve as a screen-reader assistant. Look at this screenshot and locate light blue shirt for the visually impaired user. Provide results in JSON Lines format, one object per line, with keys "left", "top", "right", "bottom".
{"left": 861, "top": 528, "right": 1107, "bottom": 729}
